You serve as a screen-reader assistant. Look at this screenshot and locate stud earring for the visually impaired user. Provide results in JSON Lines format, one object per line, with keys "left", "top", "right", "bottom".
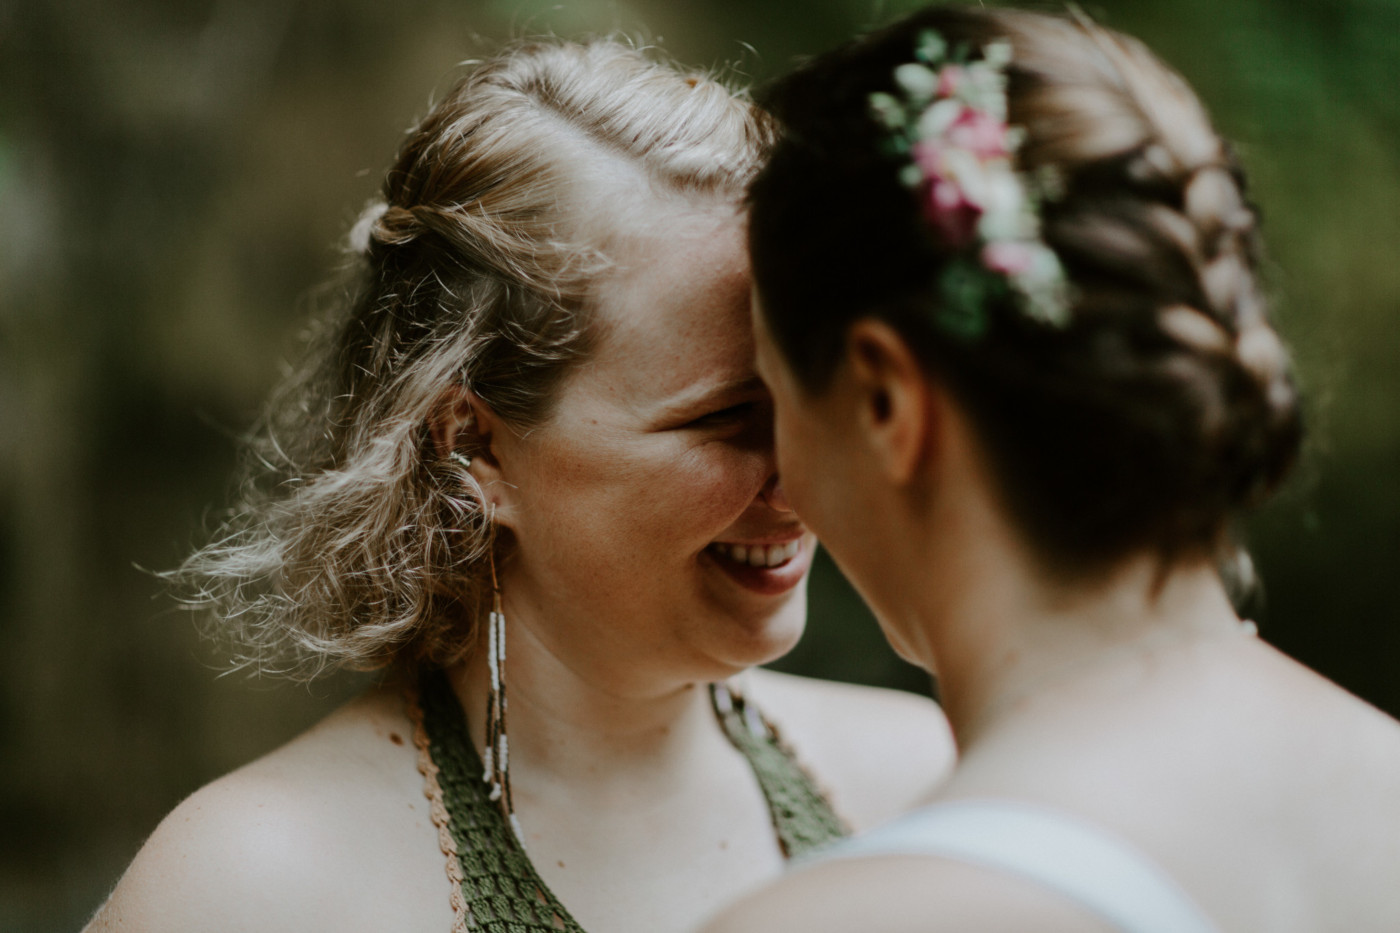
{"left": 447, "top": 450, "right": 473, "bottom": 470}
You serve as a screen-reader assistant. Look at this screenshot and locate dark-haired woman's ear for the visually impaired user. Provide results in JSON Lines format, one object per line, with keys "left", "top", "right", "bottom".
{"left": 429, "top": 387, "right": 518, "bottom": 527}
{"left": 844, "top": 319, "right": 935, "bottom": 487}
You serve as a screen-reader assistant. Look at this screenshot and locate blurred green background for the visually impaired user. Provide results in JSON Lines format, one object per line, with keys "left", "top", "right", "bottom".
{"left": 1, "top": 0, "right": 1396, "bottom": 929}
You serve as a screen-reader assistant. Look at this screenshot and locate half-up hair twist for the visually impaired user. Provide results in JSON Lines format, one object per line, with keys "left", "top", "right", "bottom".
{"left": 749, "top": 6, "right": 1301, "bottom": 574}
{"left": 174, "top": 38, "right": 774, "bottom": 677}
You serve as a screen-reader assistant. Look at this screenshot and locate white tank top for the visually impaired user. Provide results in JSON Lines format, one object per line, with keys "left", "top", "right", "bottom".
{"left": 811, "top": 799, "right": 1220, "bottom": 933}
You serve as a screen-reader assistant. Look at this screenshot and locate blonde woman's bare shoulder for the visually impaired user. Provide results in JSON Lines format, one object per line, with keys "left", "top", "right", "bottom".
{"left": 84, "top": 686, "right": 450, "bottom": 933}
{"left": 699, "top": 854, "right": 1115, "bottom": 933}
{"left": 744, "top": 668, "right": 955, "bottom": 829}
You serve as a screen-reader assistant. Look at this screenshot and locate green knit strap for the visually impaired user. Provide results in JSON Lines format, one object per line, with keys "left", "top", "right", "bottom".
{"left": 418, "top": 668, "right": 586, "bottom": 932}
{"left": 416, "top": 667, "right": 850, "bottom": 931}
{"left": 709, "top": 681, "right": 850, "bottom": 858}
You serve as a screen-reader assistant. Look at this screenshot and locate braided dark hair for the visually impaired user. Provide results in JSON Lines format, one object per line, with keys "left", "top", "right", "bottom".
{"left": 748, "top": 6, "right": 1301, "bottom": 573}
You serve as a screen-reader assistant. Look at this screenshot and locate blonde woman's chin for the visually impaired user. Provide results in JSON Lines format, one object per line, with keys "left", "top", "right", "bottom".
{"left": 691, "top": 590, "right": 810, "bottom": 682}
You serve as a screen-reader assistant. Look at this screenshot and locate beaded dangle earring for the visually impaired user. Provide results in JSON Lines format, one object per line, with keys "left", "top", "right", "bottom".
{"left": 448, "top": 447, "right": 524, "bottom": 847}
{"left": 481, "top": 543, "right": 523, "bottom": 847}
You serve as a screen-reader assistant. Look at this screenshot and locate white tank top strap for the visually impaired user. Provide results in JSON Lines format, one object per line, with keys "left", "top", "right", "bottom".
{"left": 807, "top": 799, "right": 1219, "bottom": 933}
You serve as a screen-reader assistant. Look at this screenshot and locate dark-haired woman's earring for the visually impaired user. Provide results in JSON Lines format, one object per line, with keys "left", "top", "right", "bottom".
{"left": 481, "top": 544, "right": 523, "bottom": 846}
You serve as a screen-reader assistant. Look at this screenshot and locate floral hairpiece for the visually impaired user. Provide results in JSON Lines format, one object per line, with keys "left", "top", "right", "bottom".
{"left": 869, "top": 30, "right": 1070, "bottom": 338}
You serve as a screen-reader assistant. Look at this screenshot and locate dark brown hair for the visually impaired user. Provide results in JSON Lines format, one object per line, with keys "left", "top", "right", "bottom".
{"left": 748, "top": 6, "right": 1301, "bottom": 573}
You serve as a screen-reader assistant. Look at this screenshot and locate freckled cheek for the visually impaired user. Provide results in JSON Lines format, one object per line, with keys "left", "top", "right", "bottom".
{"left": 530, "top": 443, "right": 764, "bottom": 564}
{"left": 773, "top": 414, "right": 826, "bottom": 530}
{"left": 638, "top": 445, "right": 769, "bottom": 542}
{"left": 509, "top": 441, "right": 640, "bottom": 542}
{"left": 771, "top": 407, "right": 799, "bottom": 478}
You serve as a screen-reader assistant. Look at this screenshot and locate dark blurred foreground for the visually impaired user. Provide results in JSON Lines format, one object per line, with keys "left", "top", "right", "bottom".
{"left": 2, "top": 1, "right": 1397, "bottom": 930}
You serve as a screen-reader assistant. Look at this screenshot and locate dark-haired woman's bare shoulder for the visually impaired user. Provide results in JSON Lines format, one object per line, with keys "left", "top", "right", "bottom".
{"left": 745, "top": 668, "right": 955, "bottom": 831}
{"left": 83, "top": 685, "right": 452, "bottom": 933}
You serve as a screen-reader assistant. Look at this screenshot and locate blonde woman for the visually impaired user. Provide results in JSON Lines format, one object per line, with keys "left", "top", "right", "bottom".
{"left": 708, "top": 6, "right": 1400, "bottom": 932}
{"left": 86, "top": 40, "right": 952, "bottom": 933}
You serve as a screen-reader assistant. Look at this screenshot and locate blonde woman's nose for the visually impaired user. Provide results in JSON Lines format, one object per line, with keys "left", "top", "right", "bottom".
{"left": 761, "top": 475, "right": 793, "bottom": 512}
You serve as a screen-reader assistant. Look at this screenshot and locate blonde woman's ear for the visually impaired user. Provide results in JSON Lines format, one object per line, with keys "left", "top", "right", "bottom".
{"left": 429, "top": 386, "right": 477, "bottom": 460}
{"left": 844, "top": 319, "right": 935, "bottom": 487}
{"left": 429, "top": 387, "right": 517, "bottom": 525}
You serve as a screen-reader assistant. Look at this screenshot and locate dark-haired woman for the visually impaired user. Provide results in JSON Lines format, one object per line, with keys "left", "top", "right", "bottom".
{"left": 85, "top": 39, "right": 952, "bottom": 933}
{"left": 706, "top": 7, "right": 1400, "bottom": 932}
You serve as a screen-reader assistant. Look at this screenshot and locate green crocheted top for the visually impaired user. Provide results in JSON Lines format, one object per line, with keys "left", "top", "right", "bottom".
{"left": 414, "top": 667, "right": 849, "bottom": 932}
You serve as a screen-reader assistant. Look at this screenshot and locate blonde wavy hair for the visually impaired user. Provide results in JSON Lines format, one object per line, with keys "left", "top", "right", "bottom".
{"left": 177, "top": 38, "right": 775, "bottom": 677}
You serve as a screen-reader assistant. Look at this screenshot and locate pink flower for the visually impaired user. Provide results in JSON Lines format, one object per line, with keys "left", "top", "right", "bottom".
{"left": 936, "top": 64, "right": 964, "bottom": 98}
{"left": 911, "top": 139, "right": 947, "bottom": 178}
{"left": 946, "top": 108, "right": 1010, "bottom": 159}
{"left": 911, "top": 140, "right": 984, "bottom": 249}
{"left": 982, "top": 241, "right": 1036, "bottom": 276}
{"left": 923, "top": 179, "right": 983, "bottom": 249}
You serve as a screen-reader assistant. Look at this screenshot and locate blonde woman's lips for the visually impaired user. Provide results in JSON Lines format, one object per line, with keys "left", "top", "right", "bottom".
{"left": 703, "top": 535, "right": 813, "bottom": 595}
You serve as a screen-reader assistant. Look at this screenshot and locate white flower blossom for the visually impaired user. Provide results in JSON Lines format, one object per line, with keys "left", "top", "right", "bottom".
{"left": 916, "top": 98, "right": 965, "bottom": 140}
{"left": 894, "top": 63, "right": 940, "bottom": 103}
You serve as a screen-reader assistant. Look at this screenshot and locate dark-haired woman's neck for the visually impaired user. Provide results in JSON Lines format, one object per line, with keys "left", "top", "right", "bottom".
{"left": 927, "top": 540, "right": 1246, "bottom": 750}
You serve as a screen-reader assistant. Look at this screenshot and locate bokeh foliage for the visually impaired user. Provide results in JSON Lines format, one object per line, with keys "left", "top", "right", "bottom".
{"left": 1, "top": 0, "right": 1396, "bottom": 929}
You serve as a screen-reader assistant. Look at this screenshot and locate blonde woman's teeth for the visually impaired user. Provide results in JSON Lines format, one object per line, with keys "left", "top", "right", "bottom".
{"left": 711, "top": 540, "right": 800, "bottom": 568}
